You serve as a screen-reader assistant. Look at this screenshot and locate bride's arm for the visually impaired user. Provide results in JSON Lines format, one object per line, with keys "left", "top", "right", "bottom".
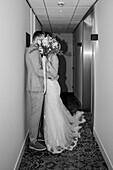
{"left": 46, "top": 54, "right": 59, "bottom": 79}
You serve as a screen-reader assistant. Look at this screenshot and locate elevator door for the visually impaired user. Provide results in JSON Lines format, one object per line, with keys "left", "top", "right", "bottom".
{"left": 82, "top": 12, "right": 94, "bottom": 112}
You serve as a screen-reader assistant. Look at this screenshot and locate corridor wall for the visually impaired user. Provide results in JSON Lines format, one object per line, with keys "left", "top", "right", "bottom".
{"left": 0, "top": 0, "right": 41, "bottom": 169}
{"left": 94, "top": 0, "right": 113, "bottom": 169}
{"left": 0, "top": 1, "right": 30, "bottom": 169}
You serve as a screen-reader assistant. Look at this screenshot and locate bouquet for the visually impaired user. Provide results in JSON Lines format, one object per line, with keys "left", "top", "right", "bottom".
{"left": 37, "top": 34, "right": 61, "bottom": 94}
{"left": 38, "top": 34, "right": 61, "bottom": 58}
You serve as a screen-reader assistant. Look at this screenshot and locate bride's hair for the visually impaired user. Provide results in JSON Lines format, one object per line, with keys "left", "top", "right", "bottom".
{"left": 44, "top": 31, "right": 52, "bottom": 38}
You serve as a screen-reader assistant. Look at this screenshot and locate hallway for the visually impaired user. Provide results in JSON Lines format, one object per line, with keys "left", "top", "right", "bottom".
{"left": 19, "top": 94, "right": 108, "bottom": 170}
{"left": 0, "top": 0, "right": 113, "bottom": 170}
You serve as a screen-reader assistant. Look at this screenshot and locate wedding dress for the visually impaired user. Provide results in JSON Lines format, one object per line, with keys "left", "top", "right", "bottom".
{"left": 44, "top": 76, "right": 86, "bottom": 154}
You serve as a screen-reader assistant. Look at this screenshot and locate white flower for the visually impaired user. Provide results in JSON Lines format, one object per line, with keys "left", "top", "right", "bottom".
{"left": 52, "top": 42, "right": 58, "bottom": 48}
{"left": 37, "top": 39, "right": 41, "bottom": 46}
{"left": 40, "top": 34, "right": 45, "bottom": 40}
{"left": 42, "top": 37, "right": 49, "bottom": 47}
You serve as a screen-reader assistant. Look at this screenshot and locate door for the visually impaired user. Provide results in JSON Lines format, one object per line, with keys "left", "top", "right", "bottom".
{"left": 82, "top": 9, "right": 94, "bottom": 112}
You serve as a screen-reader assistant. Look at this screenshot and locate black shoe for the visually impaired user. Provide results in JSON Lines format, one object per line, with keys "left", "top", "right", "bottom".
{"left": 38, "top": 139, "right": 45, "bottom": 147}
{"left": 29, "top": 141, "right": 46, "bottom": 151}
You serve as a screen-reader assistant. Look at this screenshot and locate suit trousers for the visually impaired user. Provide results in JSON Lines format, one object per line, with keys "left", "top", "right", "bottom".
{"left": 29, "top": 91, "right": 44, "bottom": 143}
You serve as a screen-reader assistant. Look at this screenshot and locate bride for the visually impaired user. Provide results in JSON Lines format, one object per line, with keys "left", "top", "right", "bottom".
{"left": 43, "top": 51, "right": 86, "bottom": 154}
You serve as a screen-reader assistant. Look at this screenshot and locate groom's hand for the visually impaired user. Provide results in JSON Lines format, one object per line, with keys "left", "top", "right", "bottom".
{"left": 47, "top": 71, "right": 53, "bottom": 79}
{"left": 47, "top": 73, "right": 59, "bottom": 80}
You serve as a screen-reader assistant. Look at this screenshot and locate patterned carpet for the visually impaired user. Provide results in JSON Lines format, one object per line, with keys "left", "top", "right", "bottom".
{"left": 19, "top": 93, "right": 108, "bottom": 170}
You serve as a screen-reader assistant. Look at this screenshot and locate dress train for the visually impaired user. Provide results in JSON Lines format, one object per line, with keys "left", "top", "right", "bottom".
{"left": 44, "top": 79, "right": 86, "bottom": 154}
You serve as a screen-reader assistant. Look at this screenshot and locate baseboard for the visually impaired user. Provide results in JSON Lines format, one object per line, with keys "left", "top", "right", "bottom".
{"left": 93, "top": 129, "right": 113, "bottom": 170}
{"left": 13, "top": 130, "right": 29, "bottom": 170}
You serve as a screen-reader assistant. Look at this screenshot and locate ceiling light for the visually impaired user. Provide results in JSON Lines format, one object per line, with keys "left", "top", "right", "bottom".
{"left": 58, "top": 1, "right": 64, "bottom": 7}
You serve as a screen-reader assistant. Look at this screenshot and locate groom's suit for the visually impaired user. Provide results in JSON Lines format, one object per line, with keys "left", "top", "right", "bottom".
{"left": 25, "top": 44, "right": 44, "bottom": 143}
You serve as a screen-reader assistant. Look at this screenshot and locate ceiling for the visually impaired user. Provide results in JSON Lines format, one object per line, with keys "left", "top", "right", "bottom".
{"left": 27, "top": 0, "right": 97, "bottom": 33}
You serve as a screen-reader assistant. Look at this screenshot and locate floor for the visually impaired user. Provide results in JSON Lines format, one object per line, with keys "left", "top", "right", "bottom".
{"left": 19, "top": 93, "right": 108, "bottom": 170}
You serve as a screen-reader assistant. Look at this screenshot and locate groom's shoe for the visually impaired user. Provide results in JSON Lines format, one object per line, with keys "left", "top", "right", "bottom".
{"left": 29, "top": 140, "right": 46, "bottom": 151}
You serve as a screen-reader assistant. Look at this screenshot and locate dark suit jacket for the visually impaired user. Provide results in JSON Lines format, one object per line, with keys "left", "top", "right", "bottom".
{"left": 25, "top": 45, "right": 44, "bottom": 92}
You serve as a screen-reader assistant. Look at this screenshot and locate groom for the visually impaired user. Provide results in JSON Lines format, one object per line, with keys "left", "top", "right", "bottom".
{"left": 25, "top": 31, "right": 52, "bottom": 151}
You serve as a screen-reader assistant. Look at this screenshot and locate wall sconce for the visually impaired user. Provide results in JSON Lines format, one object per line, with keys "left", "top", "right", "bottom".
{"left": 77, "top": 42, "right": 82, "bottom": 47}
{"left": 91, "top": 34, "right": 98, "bottom": 41}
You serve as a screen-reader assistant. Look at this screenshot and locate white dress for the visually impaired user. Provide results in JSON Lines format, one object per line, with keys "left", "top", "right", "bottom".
{"left": 44, "top": 55, "right": 86, "bottom": 154}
